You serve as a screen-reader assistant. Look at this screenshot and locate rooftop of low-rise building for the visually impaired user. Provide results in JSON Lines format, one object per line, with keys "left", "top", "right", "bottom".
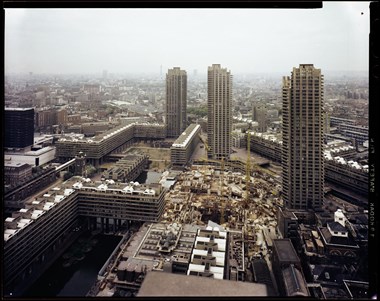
{"left": 273, "top": 239, "right": 300, "bottom": 264}
{"left": 328, "top": 221, "right": 347, "bottom": 233}
{"left": 171, "top": 124, "right": 200, "bottom": 148}
{"left": 281, "top": 264, "right": 310, "bottom": 297}
{"left": 137, "top": 271, "right": 272, "bottom": 297}
{"left": 4, "top": 162, "right": 31, "bottom": 168}
{"left": 319, "top": 227, "right": 359, "bottom": 248}
{"left": 5, "top": 146, "right": 55, "bottom": 156}
{"left": 278, "top": 207, "right": 298, "bottom": 219}
{"left": 5, "top": 107, "right": 34, "bottom": 111}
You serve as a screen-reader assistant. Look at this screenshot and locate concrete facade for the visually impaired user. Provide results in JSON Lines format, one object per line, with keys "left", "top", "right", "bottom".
{"left": 282, "top": 64, "right": 324, "bottom": 210}
{"left": 55, "top": 123, "right": 166, "bottom": 166}
{"left": 170, "top": 124, "right": 201, "bottom": 167}
{"left": 207, "top": 64, "right": 232, "bottom": 160}
{"left": 165, "top": 67, "right": 187, "bottom": 138}
{"left": 3, "top": 178, "right": 166, "bottom": 296}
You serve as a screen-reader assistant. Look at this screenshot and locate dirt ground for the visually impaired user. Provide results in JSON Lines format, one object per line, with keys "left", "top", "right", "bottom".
{"left": 126, "top": 145, "right": 171, "bottom": 171}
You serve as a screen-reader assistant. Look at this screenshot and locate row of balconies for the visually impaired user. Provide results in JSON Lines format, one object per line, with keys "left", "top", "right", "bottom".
{"left": 5, "top": 196, "right": 78, "bottom": 282}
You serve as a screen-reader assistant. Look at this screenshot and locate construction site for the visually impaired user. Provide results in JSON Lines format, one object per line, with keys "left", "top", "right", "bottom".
{"left": 161, "top": 163, "right": 282, "bottom": 250}
{"left": 87, "top": 133, "right": 284, "bottom": 297}
{"left": 5, "top": 125, "right": 369, "bottom": 298}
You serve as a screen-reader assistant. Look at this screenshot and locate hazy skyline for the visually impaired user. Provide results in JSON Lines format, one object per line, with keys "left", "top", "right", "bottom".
{"left": 5, "top": 2, "right": 370, "bottom": 75}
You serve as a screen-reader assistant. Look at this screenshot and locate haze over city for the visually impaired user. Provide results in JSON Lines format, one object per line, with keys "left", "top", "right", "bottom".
{"left": 5, "top": 2, "right": 370, "bottom": 75}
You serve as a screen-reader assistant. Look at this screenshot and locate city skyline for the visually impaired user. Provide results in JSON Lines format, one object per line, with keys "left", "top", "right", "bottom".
{"left": 5, "top": 2, "right": 370, "bottom": 75}
{"left": 3, "top": 62, "right": 371, "bottom": 297}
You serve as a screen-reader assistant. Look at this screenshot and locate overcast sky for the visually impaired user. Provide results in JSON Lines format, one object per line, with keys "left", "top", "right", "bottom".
{"left": 5, "top": 2, "right": 370, "bottom": 75}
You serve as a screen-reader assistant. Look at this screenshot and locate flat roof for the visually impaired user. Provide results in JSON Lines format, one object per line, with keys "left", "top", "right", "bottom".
{"left": 137, "top": 272, "right": 271, "bottom": 297}
{"left": 172, "top": 124, "right": 200, "bottom": 148}
{"left": 273, "top": 239, "right": 300, "bottom": 264}
{"left": 5, "top": 146, "right": 55, "bottom": 157}
{"left": 4, "top": 162, "right": 31, "bottom": 168}
{"left": 280, "top": 208, "right": 298, "bottom": 219}
{"left": 5, "top": 107, "right": 34, "bottom": 111}
{"left": 25, "top": 146, "right": 55, "bottom": 155}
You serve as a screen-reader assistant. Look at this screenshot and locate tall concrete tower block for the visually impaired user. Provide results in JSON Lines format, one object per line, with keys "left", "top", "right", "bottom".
{"left": 207, "top": 64, "right": 233, "bottom": 160}
{"left": 166, "top": 67, "right": 187, "bottom": 138}
{"left": 282, "top": 64, "right": 324, "bottom": 210}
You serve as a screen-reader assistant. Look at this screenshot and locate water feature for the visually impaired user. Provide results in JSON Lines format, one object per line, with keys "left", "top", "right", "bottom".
{"left": 24, "top": 233, "right": 121, "bottom": 297}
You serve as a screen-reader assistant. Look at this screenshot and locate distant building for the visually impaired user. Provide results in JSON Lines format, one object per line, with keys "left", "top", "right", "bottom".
{"left": 81, "top": 122, "right": 114, "bottom": 136}
{"left": 252, "top": 104, "right": 259, "bottom": 121}
{"left": 56, "top": 123, "right": 166, "bottom": 167}
{"left": 170, "top": 124, "right": 201, "bottom": 168}
{"left": 35, "top": 109, "right": 55, "bottom": 128}
{"left": 166, "top": 67, "right": 187, "bottom": 138}
{"left": 253, "top": 104, "right": 268, "bottom": 132}
{"left": 4, "top": 108, "right": 35, "bottom": 149}
{"left": 83, "top": 84, "right": 101, "bottom": 94}
{"left": 83, "top": 84, "right": 101, "bottom": 101}
{"left": 4, "top": 146, "right": 56, "bottom": 167}
{"left": 207, "top": 64, "right": 232, "bottom": 160}
{"left": 324, "top": 112, "right": 331, "bottom": 134}
{"left": 336, "top": 123, "right": 368, "bottom": 146}
{"left": 102, "top": 154, "right": 148, "bottom": 182}
{"left": 330, "top": 116, "right": 356, "bottom": 127}
{"left": 56, "top": 109, "right": 68, "bottom": 125}
{"left": 245, "top": 131, "right": 368, "bottom": 197}
{"left": 4, "top": 162, "right": 33, "bottom": 186}
{"left": 35, "top": 108, "right": 68, "bottom": 130}
{"left": 249, "top": 132, "right": 282, "bottom": 163}
{"left": 324, "top": 156, "right": 368, "bottom": 196}
{"left": 67, "top": 114, "right": 82, "bottom": 124}
{"left": 282, "top": 64, "right": 324, "bottom": 210}
{"left": 231, "top": 130, "right": 246, "bottom": 148}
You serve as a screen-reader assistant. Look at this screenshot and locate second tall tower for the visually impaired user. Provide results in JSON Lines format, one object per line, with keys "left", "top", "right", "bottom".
{"left": 207, "top": 64, "right": 232, "bottom": 160}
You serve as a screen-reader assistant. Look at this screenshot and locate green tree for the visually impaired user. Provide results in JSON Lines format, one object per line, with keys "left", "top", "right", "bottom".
{"left": 188, "top": 105, "right": 207, "bottom": 118}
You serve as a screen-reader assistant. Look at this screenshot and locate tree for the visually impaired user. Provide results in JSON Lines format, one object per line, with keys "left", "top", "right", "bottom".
{"left": 187, "top": 105, "right": 208, "bottom": 118}
{"left": 85, "top": 165, "right": 97, "bottom": 177}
